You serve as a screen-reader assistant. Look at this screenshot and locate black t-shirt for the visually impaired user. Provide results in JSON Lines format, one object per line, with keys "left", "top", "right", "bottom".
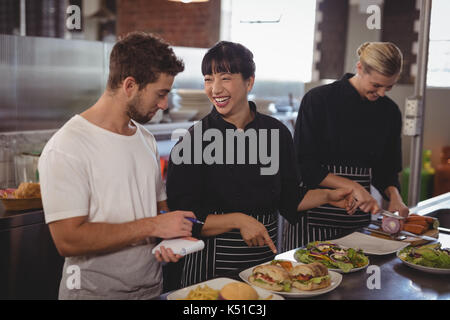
{"left": 166, "top": 101, "right": 307, "bottom": 236}
{"left": 293, "top": 73, "right": 403, "bottom": 198}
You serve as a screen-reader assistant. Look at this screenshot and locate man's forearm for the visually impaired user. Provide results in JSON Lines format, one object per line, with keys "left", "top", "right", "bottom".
{"left": 50, "top": 210, "right": 194, "bottom": 257}
{"left": 49, "top": 217, "right": 156, "bottom": 257}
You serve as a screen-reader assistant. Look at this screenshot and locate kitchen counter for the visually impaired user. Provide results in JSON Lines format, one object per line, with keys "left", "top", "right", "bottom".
{"left": 276, "top": 195, "right": 450, "bottom": 300}
{"left": 275, "top": 232, "right": 450, "bottom": 300}
{"left": 159, "top": 232, "right": 450, "bottom": 300}
{"left": 0, "top": 206, "right": 45, "bottom": 231}
{"left": 1, "top": 193, "right": 448, "bottom": 299}
{"left": 160, "top": 193, "right": 450, "bottom": 300}
{"left": 0, "top": 206, "right": 63, "bottom": 299}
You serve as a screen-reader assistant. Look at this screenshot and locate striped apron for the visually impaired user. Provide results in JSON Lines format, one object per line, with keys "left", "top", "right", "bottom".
{"left": 180, "top": 212, "right": 278, "bottom": 288}
{"left": 282, "top": 165, "right": 372, "bottom": 251}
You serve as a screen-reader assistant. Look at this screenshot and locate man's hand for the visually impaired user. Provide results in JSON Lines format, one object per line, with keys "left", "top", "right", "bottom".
{"left": 154, "top": 237, "right": 198, "bottom": 263}
{"left": 152, "top": 210, "right": 196, "bottom": 239}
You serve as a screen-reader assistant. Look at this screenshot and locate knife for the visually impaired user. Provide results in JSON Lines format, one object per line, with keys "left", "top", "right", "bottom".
{"left": 398, "top": 230, "right": 437, "bottom": 242}
{"left": 363, "top": 227, "right": 406, "bottom": 241}
{"left": 365, "top": 225, "right": 438, "bottom": 242}
{"left": 378, "top": 209, "right": 405, "bottom": 220}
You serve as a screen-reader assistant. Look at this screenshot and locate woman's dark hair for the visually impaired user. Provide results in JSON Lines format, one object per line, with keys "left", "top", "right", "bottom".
{"left": 201, "top": 41, "right": 255, "bottom": 80}
{"left": 107, "top": 31, "right": 184, "bottom": 91}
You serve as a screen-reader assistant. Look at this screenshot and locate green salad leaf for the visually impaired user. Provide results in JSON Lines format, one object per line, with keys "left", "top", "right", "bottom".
{"left": 294, "top": 241, "right": 369, "bottom": 272}
{"left": 399, "top": 243, "right": 450, "bottom": 269}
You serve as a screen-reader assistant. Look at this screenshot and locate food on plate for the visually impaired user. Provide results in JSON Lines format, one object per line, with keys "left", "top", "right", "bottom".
{"left": 0, "top": 188, "right": 16, "bottom": 199}
{"left": 401, "top": 214, "right": 439, "bottom": 235}
{"left": 398, "top": 243, "right": 450, "bottom": 269}
{"left": 1, "top": 183, "right": 41, "bottom": 199}
{"left": 406, "top": 214, "right": 436, "bottom": 225}
{"left": 219, "top": 282, "right": 259, "bottom": 300}
{"left": 270, "top": 259, "right": 293, "bottom": 272}
{"left": 380, "top": 213, "right": 439, "bottom": 236}
{"left": 405, "top": 219, "right": 429, "bottom": 228}
{"left": 403, "top": 223, "right": 427, "bottom": 235}
{"left": 184, "top": 284, "right": 220, "bottom": 300}
{"left": 249, "top": 264, "right": 291, "bottom": 292}
{"left": 382, "top": 216, "right": 403, "bottom": 234}
{"left": 15, "top": 182, "right": 41, "bottom": 198}
{"left": 294, "top": 241, "right": 369, "bottom": 273}
{"left": 290, "top": 262, "right": 331, "bottom": 291}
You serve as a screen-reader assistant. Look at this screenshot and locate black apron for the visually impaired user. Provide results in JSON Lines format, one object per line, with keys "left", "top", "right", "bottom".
{"left": 282, "top": 164, "right": 372, "bottom": 251}
{"left": 180, "top": 212, "right": 277, "bottom": 288}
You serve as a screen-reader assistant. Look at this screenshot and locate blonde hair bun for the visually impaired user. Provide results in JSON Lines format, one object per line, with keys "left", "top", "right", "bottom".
{"left": 357, "top": 42, "right": 371, "bottom": 57}
{"left": 357, "top": 42, "right": 403, "bottom": 77}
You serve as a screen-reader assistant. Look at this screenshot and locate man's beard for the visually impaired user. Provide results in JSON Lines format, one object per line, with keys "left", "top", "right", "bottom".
{"left": 126, "top": 94, "right": 152, "bottom": 124}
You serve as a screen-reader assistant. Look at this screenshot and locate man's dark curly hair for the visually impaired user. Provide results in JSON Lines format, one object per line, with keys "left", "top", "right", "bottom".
{"left": 107, "top": 31, "right": 185, "bottom": 91}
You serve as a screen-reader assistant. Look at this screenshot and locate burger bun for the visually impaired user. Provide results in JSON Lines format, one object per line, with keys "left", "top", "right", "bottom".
{"left": 219, "top": 282, "right": 259, "bottom": 300}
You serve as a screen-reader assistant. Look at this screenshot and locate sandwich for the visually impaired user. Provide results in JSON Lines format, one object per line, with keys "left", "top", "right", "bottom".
{"left": 219, "top": 282, "right": 259, "bottom": 300}
{"left": 290, "top": 262, "right": 331, "bottom": 291}
{"left": 249, "top": 264, "right": 291, "bottom": 292}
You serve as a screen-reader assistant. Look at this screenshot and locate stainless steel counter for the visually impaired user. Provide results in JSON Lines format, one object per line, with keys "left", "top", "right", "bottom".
{"left": 275, "top": 233, "right": 450, "bottom": 300}
{"left": 2, "top": 193, "right": 448, "bottom": 300}
{"left": 0, "top": 207, "right": 64, "bottom": 299}
{"left": 160, "top": 193, "right": 450, "bottom": 300}
{"left": 274, "top": 193, "right": 450, "bottom": 300}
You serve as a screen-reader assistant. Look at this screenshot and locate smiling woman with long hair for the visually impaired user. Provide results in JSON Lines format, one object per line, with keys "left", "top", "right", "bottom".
{"left": 284, "top": 42, "right": 409, "bottom": 250}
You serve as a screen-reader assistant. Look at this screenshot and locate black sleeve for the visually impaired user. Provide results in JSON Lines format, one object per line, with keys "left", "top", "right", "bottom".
{"left": 371, "top": 105, "right": 402, "bottom": 199}
{"left": 278, "top": 125, "right": 308, "bottom": 224}
{"left": 166, "top": 132, "right": 207, "bottom": 238}
{"left": 293, "top": 91, "right": 329, "bottom": 188}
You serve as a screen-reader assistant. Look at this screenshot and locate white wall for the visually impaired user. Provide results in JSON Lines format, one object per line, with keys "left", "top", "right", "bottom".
{"left": 387, "top": 85, "right": 450, "bottom": 169}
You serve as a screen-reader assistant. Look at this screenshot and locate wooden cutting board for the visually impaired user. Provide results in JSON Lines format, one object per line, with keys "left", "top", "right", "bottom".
{"left": 368, "top": 227, "right": 439, "bottom": 246}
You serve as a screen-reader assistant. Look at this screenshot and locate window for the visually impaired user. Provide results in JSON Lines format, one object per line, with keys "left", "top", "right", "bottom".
{"left": 221, "top": 0, "right": 316, "bottom": 82}
{"left": 427, "top": 0, "right": 450, "bottom": 87}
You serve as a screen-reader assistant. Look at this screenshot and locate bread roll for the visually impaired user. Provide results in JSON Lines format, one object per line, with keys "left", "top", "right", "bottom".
{"left": 14, "top": 182, "right": 41, "bottom": 199}
{"left": 219, "top": 282, "right": 259, "bottom": 300}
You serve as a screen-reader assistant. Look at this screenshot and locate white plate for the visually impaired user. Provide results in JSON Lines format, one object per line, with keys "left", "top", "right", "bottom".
{"left": 332, "top": 232, "right": 410, "bottom": 255}
{"left": 239, "top": 262, "right": 342, "bottom": 298}
{"left": 167, "top": 277, "right": 284, "bottom": 300}
{"left": 396, "top": 250, "right": 450, "bottom": 274}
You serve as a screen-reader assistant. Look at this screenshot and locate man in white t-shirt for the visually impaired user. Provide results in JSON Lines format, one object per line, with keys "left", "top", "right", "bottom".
{"left": 38, "top": 32, "right": 195, "bottom": 299}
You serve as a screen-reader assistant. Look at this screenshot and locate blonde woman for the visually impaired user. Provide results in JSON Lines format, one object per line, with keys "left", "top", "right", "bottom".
{"left": 285, "top": 42, "right": 409, "bottom": 250}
